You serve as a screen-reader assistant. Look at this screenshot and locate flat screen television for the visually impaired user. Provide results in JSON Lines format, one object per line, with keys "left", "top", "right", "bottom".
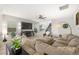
{"left": 21, "top": 22, "right": 32, "bottom": 29}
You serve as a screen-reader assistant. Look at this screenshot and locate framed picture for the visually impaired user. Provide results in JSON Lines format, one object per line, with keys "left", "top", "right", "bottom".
{"left": 76, "top": 12, "right": 79, "bottom": 25}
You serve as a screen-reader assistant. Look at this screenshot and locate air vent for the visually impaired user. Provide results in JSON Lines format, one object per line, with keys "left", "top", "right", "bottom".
{"left": 59, "top": 4, "right": 69, "bottom": 10}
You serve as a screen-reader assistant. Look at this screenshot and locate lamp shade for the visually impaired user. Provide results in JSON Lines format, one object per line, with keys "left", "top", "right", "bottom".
{"left": 63, "top": 24, "right": 68, "bottom": 28}
{"left": 62, "top": 23, "right": 72, "bottom": 34}
{"left": 2, "top": 22, "right": 7, "bottom": 35}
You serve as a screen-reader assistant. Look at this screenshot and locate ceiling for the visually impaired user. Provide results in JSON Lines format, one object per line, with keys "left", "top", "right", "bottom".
{"left": 0, "top": 4, "right": 79, "bottom": 21}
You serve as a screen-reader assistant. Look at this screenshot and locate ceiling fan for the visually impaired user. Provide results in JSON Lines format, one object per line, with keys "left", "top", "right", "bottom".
{"left": 38, "top": 15, "right": 47, "bottom": 19}
{"left": 59, "top": 4, "right": 69, "bottom": 10}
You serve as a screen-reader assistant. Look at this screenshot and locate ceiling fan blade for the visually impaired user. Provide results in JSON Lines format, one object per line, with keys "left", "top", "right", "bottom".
{"left": 38, "top": 15, "right": 46, "bottom": 19}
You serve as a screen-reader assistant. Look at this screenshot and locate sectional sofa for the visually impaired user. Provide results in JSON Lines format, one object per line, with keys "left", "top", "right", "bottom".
{"left": 22, "top": 34, "right": 79, "bottom": 55}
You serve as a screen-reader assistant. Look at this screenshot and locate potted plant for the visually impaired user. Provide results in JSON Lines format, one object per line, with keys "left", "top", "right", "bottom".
{"left": 11, "top": 36, "right": 22, "bottom": 55}
{"left": 11, "top": 32, "right": 16, "bottom": 38}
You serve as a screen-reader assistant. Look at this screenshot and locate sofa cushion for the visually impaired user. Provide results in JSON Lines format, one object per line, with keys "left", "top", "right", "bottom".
{"left": 52, "top": 38, "right": 68, "bottom": 47}
{"left": 68, "top": 37, "right": 79, "bottom": 47}
{"left": 46, "top": 46, "right": 76, "bottom": 55}
{"left": 55, "top": 47, "right": 76, "bottom": 55}
{"left": 23, "top": 39, "right": 36, "bottom": 50}
{"left": 35, "top": 40, "right": 76, "bottom": 55}
{"left": 56, "top": 39, "right": 68, "bottom": 44}
{"left": 35, "top": 40, "right": 46, "bottom": 54}
{"left": 52, "top": 41, "right": 67, "bottom": 47}
{"left": 36, "top": 37, "right": 54, "bottom": 45}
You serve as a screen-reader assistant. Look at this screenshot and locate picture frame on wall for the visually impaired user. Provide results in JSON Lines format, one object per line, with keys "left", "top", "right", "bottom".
{"left": 76, "top": 12, "right": 79, "bottom": 25}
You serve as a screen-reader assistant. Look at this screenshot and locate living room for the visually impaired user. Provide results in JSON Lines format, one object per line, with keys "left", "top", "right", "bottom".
{"left": 0, "top": 4, "right": 79, "bottom": 55}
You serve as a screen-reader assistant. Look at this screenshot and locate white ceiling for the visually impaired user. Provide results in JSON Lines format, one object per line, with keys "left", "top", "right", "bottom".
{"left": 0, "top": 4, "right": 79, "bottom": 21}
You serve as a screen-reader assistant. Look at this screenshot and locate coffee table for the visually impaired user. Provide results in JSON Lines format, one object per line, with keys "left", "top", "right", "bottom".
{"left": 6, "top": 44, "right": 29, "bottom": 55}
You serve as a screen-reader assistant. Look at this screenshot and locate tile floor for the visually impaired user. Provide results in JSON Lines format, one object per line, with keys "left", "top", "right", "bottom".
{"left": 0, "top": 41, "right": 7, "bottom": 55}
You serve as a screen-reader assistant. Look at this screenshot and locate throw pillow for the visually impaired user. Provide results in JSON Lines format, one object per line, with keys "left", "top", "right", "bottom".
{"left": 68, "top": 37, "right": 79, "bottom": 47}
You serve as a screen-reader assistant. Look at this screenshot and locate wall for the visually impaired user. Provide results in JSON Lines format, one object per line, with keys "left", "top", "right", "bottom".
{"left": 0, "top": 8, "right": 3, "bottom": 34}
{"left": 34, "top": 19, "right": 52, "bottom": 37}
{"left": 34, "top": 14, "right": 79, "bottom": 37}
{"left": 35, "top": 14, "right": 78, "bottom": 37}
{"left": 4, "top": 15, "right": 36, "bottom": 27}
{"left": 0, "top": 14, "right": 37, "bottom": 36}
{"left": 72, "top": 11, "right": 79, "bottom": 36}
{"left": 52, "top": 11, "right": 79, "bottom": 36}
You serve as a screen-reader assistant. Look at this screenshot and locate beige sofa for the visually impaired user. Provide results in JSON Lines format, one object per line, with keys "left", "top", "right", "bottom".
{"left": 22, "top": 34, "right": 79, "bottom": 55}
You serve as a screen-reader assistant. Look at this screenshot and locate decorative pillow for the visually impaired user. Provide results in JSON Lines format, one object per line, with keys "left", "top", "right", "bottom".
{"left": 68, "top": 37, "right": 79, "bottom": 47}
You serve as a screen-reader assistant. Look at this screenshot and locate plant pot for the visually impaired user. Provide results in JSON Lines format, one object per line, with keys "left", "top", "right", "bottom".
{"left": 11, "top": 47, "right": 22, "bottom": 55}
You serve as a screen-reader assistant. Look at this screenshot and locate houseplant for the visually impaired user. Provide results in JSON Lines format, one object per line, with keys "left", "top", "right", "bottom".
{"left": 11, "top": 36, "right": 22, "bottom": 55}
